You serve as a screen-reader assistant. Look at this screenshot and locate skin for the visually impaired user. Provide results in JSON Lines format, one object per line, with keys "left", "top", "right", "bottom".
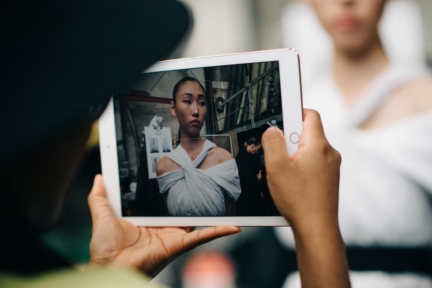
{"left": 262, "top": 109, "right": 350, "bottom": 288}
{"left": 308, "top": 0, "right": 432, "bottom": 128}
{"left": 246, "top": 143, "right": 261, "bottom": 155}
{"left": 156, "top": 80, "right": 236, "bottom": 216}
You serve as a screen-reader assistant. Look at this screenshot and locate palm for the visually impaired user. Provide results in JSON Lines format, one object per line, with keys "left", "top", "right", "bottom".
{"left": 88, "top": 175, "right": 240, "bottom": 277}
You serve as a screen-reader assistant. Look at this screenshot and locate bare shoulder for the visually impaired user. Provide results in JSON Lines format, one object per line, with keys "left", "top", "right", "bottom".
{"left": 391, "top": 76, "right": 432, "bottom": 113}
{"left": 208, "top": 147, "right": 234, "bottom": 163}
{"left": 156, "top": 156, "right": 180, "bottom": 176}
{"left": 362, "top": 76, "right": 432, "bottom": 129}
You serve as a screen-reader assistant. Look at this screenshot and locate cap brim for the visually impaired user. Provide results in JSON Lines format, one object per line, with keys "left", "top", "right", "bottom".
{"left": 1, "top": 0, "right": 191, "bottom": 167}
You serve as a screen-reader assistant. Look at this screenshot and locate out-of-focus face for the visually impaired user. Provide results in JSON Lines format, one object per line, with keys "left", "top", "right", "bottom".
{"left": 246, "top": 144, "right": 261, "bottom": 155}
{"left": 171, "top": 81, "right": 207, "bottom": 137}
{"left": 309, "top": 0, "right": 386, "bottom": 55}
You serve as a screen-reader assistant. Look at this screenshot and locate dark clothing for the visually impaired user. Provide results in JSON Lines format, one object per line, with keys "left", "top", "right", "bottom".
{"left": 235, "top": 147, "right": 266, "bottom": 216}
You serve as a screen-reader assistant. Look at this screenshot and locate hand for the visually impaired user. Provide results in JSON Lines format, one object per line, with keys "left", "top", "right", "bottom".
{"left": 87, "top": 175, "right": 241, "bottom": 277}
{"left": 256, "top": 170, "right": 262, "bottom": 181}
{"left": 262, "top": 109, "right": 341, "bottom": 230}
{"left": 262, "top": 109, "right": 349, "bottom": 288}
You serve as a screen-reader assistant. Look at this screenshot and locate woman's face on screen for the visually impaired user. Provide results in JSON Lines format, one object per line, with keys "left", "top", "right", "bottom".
{"left": 171, "top": 80, "right": 207, "bottom": 137}
{"left": 309, "top": 0, "right": 386, "bottom": 54}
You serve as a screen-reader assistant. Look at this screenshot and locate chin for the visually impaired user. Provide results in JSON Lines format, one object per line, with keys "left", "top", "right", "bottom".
{"left": 188, "top": 127, "right": 203, "bottom": 136}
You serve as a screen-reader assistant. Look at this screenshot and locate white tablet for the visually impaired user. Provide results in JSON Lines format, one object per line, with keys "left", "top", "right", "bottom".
{"left": 99, "top": 49, "right": 303, "bottom": 226}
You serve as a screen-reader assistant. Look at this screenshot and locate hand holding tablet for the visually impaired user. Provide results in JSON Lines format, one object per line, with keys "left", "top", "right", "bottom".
{"left": 92, "top": 106, "right": 348, "bottom": 285}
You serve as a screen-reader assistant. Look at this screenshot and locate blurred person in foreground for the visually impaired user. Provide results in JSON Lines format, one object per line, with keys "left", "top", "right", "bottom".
{"left": 278, "top": 0, "right": 432, "bottom": 287}
{"left": 0, "top": 0, "right": 350, "bottom": 287}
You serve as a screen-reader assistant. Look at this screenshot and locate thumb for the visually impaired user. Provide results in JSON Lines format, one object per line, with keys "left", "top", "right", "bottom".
{"left": 262, "top": 127, "right": 293, "bottom": 209}
{"left": 262, "top": 127, "right": 291, "bottom": 174}
{"left": 88, "top": 174, "right": 114, "bottom": 223}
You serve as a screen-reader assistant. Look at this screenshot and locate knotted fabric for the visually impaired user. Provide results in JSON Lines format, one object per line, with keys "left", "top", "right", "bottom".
{"left": 157, "top": 140, "right": 241, "bottom": 216}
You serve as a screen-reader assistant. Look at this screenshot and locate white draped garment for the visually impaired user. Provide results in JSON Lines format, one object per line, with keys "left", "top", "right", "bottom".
{"left": 157, "top": 140, "right": 241, "bottom": 216}
{"left": 277, "top": 64, "right": 432, "bottom": 287}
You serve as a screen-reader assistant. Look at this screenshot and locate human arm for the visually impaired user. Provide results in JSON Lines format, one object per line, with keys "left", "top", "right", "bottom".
{"left": 262, "top": 109, "right": 350, "bottom": 288}
{"left": 156, "top": 157, "right": 171, "bottom": 210}
{"left": 87, "top": 175, "right": 241, "bottom": 277}
{"left": 256, "top": 170, "right": 262, "bottom": 181}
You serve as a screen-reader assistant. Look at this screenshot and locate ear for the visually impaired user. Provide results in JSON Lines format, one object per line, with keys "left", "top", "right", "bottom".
{"left": 170, "top": 101, "right": 177, "bottom": 117}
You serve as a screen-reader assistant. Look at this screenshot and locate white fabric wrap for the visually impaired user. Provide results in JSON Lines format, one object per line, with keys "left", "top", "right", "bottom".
{"left": 157, "top": 140, "right": 241, "bottom": 216}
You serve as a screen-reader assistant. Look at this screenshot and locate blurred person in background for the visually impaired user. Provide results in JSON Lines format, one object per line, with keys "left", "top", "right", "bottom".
{"left": 278, "top": 0, "right": 432, "bottom": 287}
{"left": 181, "top": 250, "right": 236, "bottom": 288}
{"left": 235, "top": 138, "right": 266, "bottom": 216}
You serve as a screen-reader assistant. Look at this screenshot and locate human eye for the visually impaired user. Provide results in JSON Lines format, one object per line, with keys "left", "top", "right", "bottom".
{"left": 199, "top": 101, "right": 206, "bottom": 106}
{"left": 183, "top": 99, "right": 191, "bottom": 104}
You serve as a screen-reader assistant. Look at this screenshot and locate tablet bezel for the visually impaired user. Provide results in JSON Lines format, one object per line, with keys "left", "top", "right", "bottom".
{"left": 99, "top": 49, "right": 303, "bottom": 226}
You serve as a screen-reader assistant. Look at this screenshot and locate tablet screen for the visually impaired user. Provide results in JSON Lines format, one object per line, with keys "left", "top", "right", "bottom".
{"left": 113, "top": 61, "right": 283, "bottom": 217}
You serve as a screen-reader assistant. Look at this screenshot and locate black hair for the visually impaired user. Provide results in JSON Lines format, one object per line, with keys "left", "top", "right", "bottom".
{"left": 172, "top": 76, "right": 206, "bottom": 105}
{"left": 246, "top": 137, "right": 260, "bottom": 146}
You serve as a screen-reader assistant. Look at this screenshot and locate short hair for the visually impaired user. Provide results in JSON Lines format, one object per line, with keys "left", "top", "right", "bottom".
{"left": 172, "top": 76, "right": 206, "bottom": 104}
{"left": 246, "top": 137, "right": 260, "bottom": 146}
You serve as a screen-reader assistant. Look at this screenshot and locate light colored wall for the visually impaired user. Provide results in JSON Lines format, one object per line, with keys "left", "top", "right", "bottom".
{"left": 178, "top": 0, "right": 257, "bottom": 57}
{"left": 176, "top": 0, "right": 431, "bottom": 66}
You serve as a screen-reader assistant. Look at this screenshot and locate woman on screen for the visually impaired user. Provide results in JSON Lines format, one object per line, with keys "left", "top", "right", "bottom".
{"left": 156, "top": 77, "right": 241, "bottom": 216}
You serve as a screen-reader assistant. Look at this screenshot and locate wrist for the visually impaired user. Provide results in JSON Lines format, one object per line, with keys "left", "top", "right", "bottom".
{"left": 290, "top": 215, "right": 343, "bottom": 247}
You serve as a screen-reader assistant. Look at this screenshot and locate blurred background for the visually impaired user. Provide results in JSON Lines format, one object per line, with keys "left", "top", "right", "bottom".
{"left": 43, "top": 0, "right": 432, "bottom": 287}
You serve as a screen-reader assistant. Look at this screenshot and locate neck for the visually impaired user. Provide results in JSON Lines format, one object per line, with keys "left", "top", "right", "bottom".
{"left": 332, "top": 36, "right": 389, "bottom": 105}
{"left": 179, "top": 132, "right": 204, "bottom": 153}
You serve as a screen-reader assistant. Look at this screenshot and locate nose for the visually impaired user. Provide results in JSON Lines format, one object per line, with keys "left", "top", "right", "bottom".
{"left": 340, "top": 0, "right": 355, "bottom": 7}
{"left": 191, "top": 102, "right": 199, "bottom": 117}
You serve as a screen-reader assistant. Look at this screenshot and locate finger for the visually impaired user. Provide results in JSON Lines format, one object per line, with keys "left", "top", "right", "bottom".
{"left": 262, "top": 127, "right": 291, "bottom": 172}
{"left": 88, "top": 174, "right": 114, "bottom": 223}
{"left": 300, "top": 109, "right": 327, "bottom": 145}
{"left": 182, "top": 226, "right": 241, "bottom": 250}
{"left": 183, "top": 227, "right": 196, "bottom": 233}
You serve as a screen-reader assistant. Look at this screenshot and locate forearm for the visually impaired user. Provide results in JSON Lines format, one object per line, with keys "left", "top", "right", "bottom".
{"left": 292, "top": 219, "right": 350, "bottom": 288}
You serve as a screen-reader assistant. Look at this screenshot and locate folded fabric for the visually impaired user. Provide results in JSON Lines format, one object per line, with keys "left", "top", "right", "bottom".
{"left": 157, "top": 140, "right": 241, "bottom": 216}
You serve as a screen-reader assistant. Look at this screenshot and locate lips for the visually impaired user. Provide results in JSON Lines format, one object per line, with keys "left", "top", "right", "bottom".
{"left": 190, "top": 120, "right": 201, "bottom": 126}
{"left": 336, "top": 15, "right": 359, "bottom": 30}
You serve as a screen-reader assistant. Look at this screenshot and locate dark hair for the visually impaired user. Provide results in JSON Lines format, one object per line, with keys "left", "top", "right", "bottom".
{"left": 172, "top": 76, "right": 206, "bottom": 104}
{"left": 246, "top": 137, "right": 260, "bottom": 146}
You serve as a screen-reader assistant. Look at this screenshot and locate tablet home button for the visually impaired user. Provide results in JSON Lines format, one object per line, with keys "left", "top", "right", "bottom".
{"left": 289, "top": 132, "right": 300, "bottom": 144}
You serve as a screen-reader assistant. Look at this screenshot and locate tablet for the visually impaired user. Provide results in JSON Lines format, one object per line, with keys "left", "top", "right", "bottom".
{"left": 99, "top": 49, "right": 303, "bottom": 226}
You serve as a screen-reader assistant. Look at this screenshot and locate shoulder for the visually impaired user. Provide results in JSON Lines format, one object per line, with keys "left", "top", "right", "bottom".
{"left": 364, "top": 76, "right": 432, "bottom": 129}
{"left": 390, "top": 76, "right": 432, "bottom": 114}
{"left": 156, "top": 156, "right": 179, "bottom": 176}
{"left": 208, "top": 147, "right": 234, "bottom": 163}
